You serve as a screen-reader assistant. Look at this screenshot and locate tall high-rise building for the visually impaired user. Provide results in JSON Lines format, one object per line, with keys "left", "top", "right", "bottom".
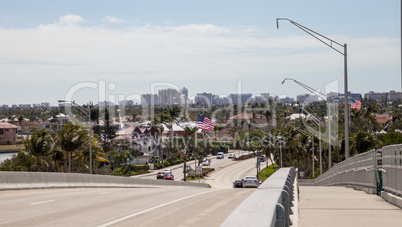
{"left": 364, "top": 90, "right": 402, "bottom": 101}
{"left": 181, "top": 87, "right": 188, "bottom": 101}
{"left": 41, "top": 102, "right": 50, "bottom": 108}
{"left": 229, "top": 93, "right": 253, "bottom": 105}
{"left": 141, "top": 94, "right": 161, "bottom": 106}
{"left": 387, "top": 90, "right": 402, "bottom": 101}
{"left": 195, "top": 92, "right": 213, "bottom": 105}
{"left": 158, "top": 89, "right": 181, "bottom": 105}
{"left": 297, "top": 94, "right": 318, "bottom": 104}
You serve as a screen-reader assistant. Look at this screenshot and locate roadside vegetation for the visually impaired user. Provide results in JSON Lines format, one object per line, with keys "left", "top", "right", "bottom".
{"left": 1, "top": 97, "right": 402, "bottom": 179}
{"left": 257, "top": 163, "right": 278, "bottom": 183}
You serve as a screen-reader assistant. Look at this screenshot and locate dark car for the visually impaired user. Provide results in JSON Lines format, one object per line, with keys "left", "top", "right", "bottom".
{"left": 156, "top": 172, "right": 165, "bottom": 180}
{"left": 164, "top": 173, "right": 174, "bottom": 180}
{"left": 259, "top": 156, "right": 266, "bottom": 162}
{"left": 233, "top": 180, "right": 243, "bottom": 188}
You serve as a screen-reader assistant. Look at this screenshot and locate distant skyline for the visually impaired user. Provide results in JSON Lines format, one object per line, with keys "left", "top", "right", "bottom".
{"left": 1, "top": 88, "right": 398, "bottom": 107}
{"left": 0, "top": 1, "right": 400, "bottom": 105}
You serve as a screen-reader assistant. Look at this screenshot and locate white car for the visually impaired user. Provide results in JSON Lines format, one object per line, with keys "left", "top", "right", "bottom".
{"left": 164, "top": 169, "right": 172, "bottom": 174}
{"left": 242, "top": 176, "right": 260, "bottom": 188}
{"left": 228, "top": 153, "right": 236, "bottom": 159}
{"left": 202, "top": 161, "right": 210, "bottom": 166}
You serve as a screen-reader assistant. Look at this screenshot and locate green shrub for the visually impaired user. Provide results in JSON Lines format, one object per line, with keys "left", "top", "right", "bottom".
{"left": 95, "top": 165, "right": 112, "bottom": 175}
{"left": 257, "top": 163, "right": 278, "bottom": 182}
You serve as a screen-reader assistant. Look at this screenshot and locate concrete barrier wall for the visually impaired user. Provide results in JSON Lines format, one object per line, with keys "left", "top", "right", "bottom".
{"left": 221, "top": 167, "right": 296, "bottom": 227}
{"left": 0, "top": 171, "right": 209, "bottom": 190}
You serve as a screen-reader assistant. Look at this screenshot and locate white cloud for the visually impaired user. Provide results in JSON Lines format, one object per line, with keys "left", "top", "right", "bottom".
{"left": 58, "top": 14, "right": 84, "bottom": 25}
{"left": 103, "top": 16, "right": 125, "bottom": 24}
{"left": 0, "top": 19, "right": 399, "bottom": 100}
{"left": 167, "top": 23, "right": 230, "bottom": 34}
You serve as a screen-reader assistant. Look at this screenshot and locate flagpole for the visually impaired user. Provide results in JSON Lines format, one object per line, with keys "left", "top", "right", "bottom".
{"left": 203, "top": 130, "right": 206, "bottom": 148}
{"left": 195, "top": 128, "right": 197, "bottom": 169}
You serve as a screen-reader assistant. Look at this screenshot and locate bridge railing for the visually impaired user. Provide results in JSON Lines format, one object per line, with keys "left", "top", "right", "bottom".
{"left": 382, "top": 144, "right": 402, "bottom": 197}
{"left": 221, "top": 167, "right": 296, "bottom": 227}
{"left": 299, "top": 143, "right": 402, "bottom": 208}
{"left": 311, "top": 149, "right": 378, "bottom": 192}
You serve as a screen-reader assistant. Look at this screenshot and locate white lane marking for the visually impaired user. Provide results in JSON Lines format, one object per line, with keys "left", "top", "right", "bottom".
{"left": 98, "top": 189, "right": 219, "bottom": 227}
{"left": 99, "top": 192, "right": 112, "bottom": 195}
{"left": 29, "top": 200, "right": 54, "bottom": 205}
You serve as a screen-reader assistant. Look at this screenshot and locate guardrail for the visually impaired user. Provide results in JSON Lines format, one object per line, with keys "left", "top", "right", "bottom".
{"left": 382, "top": 144, "right": 402, "bottom": 197}
{"left": 0, "top": 171, "right": 209, "bottom": 190}
{"left": 311, "top": 149, "right": 378, "bottom": 192}
{"left": 221, "top": 167, "right": 296, "bottom": 227}
{"left": 381, "top": 144, "right": 402, "bottom": 208}
{"left": 299, "top": 143, "right": 402, "bottom": 208}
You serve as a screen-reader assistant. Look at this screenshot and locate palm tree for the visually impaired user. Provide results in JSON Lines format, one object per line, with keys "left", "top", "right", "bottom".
{"left": 350, "top": 109, "right": 362, "bottom": 132}
{"left": 17, "top": 115, "right": 24, "bottom": 133}
{"left": 162, "top": 106, "right": 181, "bottom": 148}
{"left": 58, "top": 122, "right": 90, "bottom": 173}
{"left": 48, "top": 131, "right": 63, "bottom": 172}
{"left": 264, "top": 110, "right": 272, "bottom": 126}
{"left": 23, "top": 129, "right": 53, "bottom": 171}
{"left": 213, "top": 125, "right": 223, "bottom": 141}
{"left": 149, "top": 117, "right": 164, "bottom": 163}
{"left": 182, "top": 126, "right": 198, "bottom": 181}
{"left": 261, "top": 136, "right": 276, "bottom": 171}
{"left": 350, "top": 131, "right": 378, "bottom": 156}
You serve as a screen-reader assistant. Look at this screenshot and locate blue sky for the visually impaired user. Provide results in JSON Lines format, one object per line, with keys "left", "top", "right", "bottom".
{"left": 0, "top": 0, "right": 400, "bottom": 105}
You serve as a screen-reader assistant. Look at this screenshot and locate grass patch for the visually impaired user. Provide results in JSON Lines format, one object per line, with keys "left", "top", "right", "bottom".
{"left": 257, "top": 163, "right": 278, "bottom": 183}
{"left": 182, "top": 176, "right": 203, "bottom": 181}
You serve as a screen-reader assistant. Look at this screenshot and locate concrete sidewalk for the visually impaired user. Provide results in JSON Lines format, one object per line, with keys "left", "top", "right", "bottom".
{"left": 299, "top": 186, "right": 402, "bottom": 227}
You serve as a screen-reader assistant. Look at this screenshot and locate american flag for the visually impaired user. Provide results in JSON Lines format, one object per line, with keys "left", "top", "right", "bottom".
{"left": 350, "top": 98, "right": 361, "bottom": 110}
{"left": 197, "top": 114, "right": 214, "bottom": 130}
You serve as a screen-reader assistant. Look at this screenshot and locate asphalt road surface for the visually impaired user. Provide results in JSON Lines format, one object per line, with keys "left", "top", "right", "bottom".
{"left": 0, "top": 152, "right": 264, "bottom": 226}
{"left": 132, "top": 150, "right": 256, "bottom": 183}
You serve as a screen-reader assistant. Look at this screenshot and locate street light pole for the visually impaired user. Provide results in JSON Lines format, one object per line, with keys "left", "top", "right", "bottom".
{"left": 280, "top": 140, "right": 283, "bottom": 168}
{"left": 277, "top": 18, "right": 349, "bottom": 160}
{"left": 283, "top": 78, "right": 330, "bottom": 171}
{"left": 277, "top": 135, "right": 284, "bottom": 168}
{"left": 88, "top": 105, "right": 93, "bottom": 174}
{"left": 302, "top": 108, "right": 322, "bottom": 175}
{"left": 312, "top": 134, "right": 315, "bottom": 178}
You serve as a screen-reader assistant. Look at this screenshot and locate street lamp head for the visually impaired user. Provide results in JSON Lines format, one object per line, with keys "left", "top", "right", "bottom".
{"left": 281, "top": 78, "right": 293, "bottom": 84}
{"left": 58, "top": 100, "right": 67, "bottom": 103}
{"left": 276, "top": 18, "right": 291, "bottom": 29}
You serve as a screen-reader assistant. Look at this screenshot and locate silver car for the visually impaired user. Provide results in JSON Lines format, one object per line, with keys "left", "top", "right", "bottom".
{"left": 242, "top": 176, "right": 260, "bottom": 188}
